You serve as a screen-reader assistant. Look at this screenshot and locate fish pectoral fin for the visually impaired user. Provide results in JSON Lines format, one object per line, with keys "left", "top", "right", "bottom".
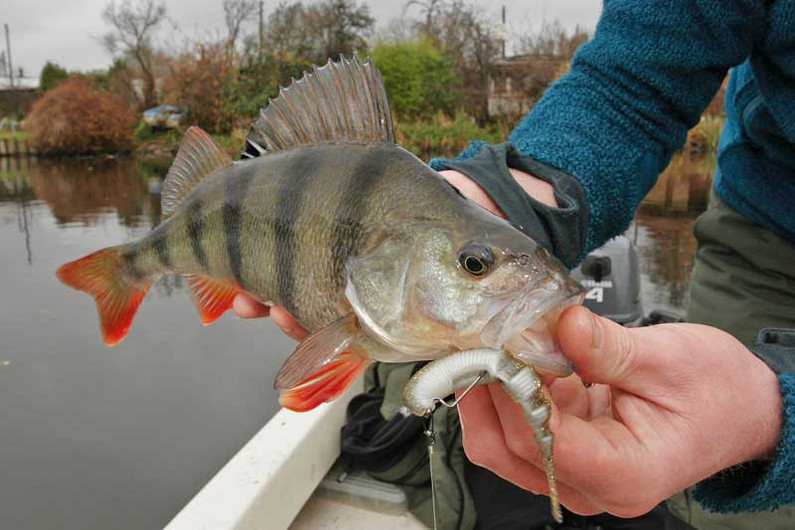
{"left": 275, "top": 313, "right": 370, "bottom": 412}
{"left": 186, "top": 275, "right": 242, "bottom": 325}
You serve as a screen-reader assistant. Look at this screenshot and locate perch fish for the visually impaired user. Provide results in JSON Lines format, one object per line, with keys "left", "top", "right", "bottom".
{"left": 56, "top": 56, "right": 583, "bottom": 412}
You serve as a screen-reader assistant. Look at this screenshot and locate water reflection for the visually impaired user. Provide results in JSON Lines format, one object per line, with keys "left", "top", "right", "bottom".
{"left": 0, "top": 157, "right": 296, "bottom": 530}
{"left": 633, "top": 211, "right": 699, "bottom": 314}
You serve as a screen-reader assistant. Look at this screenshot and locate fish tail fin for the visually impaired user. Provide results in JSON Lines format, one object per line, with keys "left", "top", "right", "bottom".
{"left": 56, "top": 246, "right": 154, "bottom": 346}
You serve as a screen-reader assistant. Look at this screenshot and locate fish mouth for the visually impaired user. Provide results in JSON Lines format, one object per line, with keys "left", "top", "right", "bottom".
{"left": 481, "top": 277, "right": 584, "bottom": 377}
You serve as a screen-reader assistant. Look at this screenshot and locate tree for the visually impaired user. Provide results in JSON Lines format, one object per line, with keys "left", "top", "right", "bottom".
{"left": 404, "top": 0, "right": 446, "bottom": 41}
{"left": 257, "top": 0, "right": 373, "bottom": 65}
{"left": 39, "top": 62, "right": 68, "bottom": 92}
{"left": 372, "top": 39, "right": 460, "bottom": 118}
{"left": 518, "top": 20, "right": 590, "bottom": 60}
{"left": 429, "top": 1, "right": 501, "bottom": 120}
{"left": 316, "top": 0, "right": 374, "bottom": 59}
{"left": 223, "top": 0, "right": 257, "bottom": 51}
{"left": 101, "top": 0, "right": 167, "bottom": 109}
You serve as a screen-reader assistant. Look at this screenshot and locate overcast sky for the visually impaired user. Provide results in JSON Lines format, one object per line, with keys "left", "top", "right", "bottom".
{"left": 2, "top": 0, "right": 602, "bottom": 79}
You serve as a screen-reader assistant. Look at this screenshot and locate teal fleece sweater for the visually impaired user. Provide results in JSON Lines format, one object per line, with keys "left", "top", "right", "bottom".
{"left": 431, "top": 0, "right": 795, "bottom": 514}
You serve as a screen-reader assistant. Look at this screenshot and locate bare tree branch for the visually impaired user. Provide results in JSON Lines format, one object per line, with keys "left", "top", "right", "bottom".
{"left": 101, "top": 0, "right": 167, "bottom": 108}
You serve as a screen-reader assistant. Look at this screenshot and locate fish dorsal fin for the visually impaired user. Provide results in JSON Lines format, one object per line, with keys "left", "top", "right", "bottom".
{"left": 162, "top": 127, "right": 233, "bottom": 217}
{"left": 242, "top": 56, "right": 395, "bottom": 157}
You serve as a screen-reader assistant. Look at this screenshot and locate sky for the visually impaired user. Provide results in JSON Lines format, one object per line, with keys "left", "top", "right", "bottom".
{"left": 1, "top": 0, "right": 602, "bottom": 80}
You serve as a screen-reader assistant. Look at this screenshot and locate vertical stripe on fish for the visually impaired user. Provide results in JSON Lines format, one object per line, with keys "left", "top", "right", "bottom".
{"left": 273, "top": 153, "right": 323, "bottom": 323}
{"left": 187, "top": 198, "right": 209, "bottom": 272}
{"left": 223, "top": 170, "right": 255, "bottom": 285}
{"left": 330, "top": 149, "right": 389, "bottom": 289}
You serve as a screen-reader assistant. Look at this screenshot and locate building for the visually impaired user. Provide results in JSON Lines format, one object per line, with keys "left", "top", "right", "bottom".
{"left": 0, "top": 76, "right": 39, "bottom": 118}
{"left": 487, "top": 54, "right": 568, "bottom": 118}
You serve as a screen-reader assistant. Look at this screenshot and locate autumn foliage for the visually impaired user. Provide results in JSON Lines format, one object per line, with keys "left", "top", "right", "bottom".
{"left": 162, "top": 44, "right": 237, "bottom": 134}
{"left": 27, "top": 77, "right": 136, "bottom": 155}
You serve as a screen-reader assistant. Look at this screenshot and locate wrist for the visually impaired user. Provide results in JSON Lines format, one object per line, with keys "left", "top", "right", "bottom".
{"left": 746, "top": 359, "right": 782, "bottom": 462}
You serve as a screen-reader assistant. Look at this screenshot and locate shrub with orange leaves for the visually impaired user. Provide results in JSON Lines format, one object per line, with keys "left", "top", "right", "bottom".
{"left": 27, "top": 77, "right": 136, "bottom": 155}
{"left": 162, "top": 44, "right": 237, "bottom": 134}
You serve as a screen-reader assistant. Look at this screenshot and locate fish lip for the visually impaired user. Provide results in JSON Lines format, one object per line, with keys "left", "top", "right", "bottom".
{"left": 480, "top": 276, "right": 584, "bottom": 354}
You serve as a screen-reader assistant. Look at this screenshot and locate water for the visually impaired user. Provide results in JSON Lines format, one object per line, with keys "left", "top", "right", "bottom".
{"left": 0, "top": 156, "right": 701, "bottom": 529}
{"left": 633, "top": 210, "right": 699, "bottom": 315}
{"left": 0, "top": 157, "right": 296, "bottom": 530}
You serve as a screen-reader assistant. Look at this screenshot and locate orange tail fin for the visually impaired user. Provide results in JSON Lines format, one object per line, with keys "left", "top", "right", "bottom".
{"left": 56, "top": 247, "right": 153, "bottom": 346}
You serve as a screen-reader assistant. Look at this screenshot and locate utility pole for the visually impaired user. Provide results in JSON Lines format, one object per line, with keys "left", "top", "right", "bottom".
{"left": 4, "top": 23, "right": 13, "bottom": 88}
{"left": 501, "top": 5, "right": 506, "bottom": 59}
{"left": 258, "top": 1, "right": 264, "bottom": 59}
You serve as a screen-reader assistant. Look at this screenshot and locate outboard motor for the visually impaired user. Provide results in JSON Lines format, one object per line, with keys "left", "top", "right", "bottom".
{"left": 570, "top": 235, "right": 644, "bottom": 326}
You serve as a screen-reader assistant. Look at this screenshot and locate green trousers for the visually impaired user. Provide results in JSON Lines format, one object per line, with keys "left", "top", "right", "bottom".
{"left": 667, "top": 195, "right": 795, "bottom": 529}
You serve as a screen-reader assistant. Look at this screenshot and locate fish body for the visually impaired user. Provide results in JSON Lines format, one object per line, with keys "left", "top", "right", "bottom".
{"left": 57, "top": 57, "right": 583, "bottom": 411}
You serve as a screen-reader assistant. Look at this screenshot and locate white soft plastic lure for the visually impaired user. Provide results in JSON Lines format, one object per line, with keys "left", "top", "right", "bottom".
{"left": 403, "top": 348, "right": 562, "bottom": 524}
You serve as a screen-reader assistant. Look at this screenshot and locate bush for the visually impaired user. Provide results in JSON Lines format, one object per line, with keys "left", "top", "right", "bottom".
{"left": 134, "top": 120, "right": 156, "bottom": 141}
{"left": 372, "top": 39, "right": 461, "bottom": 118}
{"left": 162, "top": 44, "right": 237, "bottom": 134}
{"left": 27, "top": 77, "right": 136, "bottom": 155}
{"left": 397, "top": 112, "right": 509, "bottom": 160}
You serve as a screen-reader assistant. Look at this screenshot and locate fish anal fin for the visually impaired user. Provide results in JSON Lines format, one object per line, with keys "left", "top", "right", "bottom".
{"left": 56, "top": 247, "right": 153, "bottom": 346}
{"left": 244, "top": 56, "right": 395, "bottom": 157}
{"left": 186, "top": 275, "right": 242, "bottom": 325}
{"left": 162, "top": 127, "right": 233, "bottom": 217}
{"left": 279, "top": 350, "right": 370, "bottom": 412}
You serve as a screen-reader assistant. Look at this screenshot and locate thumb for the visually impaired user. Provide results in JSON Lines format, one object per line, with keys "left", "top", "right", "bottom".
{"left": 558, "top": 306, "right": 647, "bottom": 390}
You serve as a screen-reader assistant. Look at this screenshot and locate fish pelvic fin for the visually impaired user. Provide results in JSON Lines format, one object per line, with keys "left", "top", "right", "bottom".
{"left": 276, "top": 313, "right": 370, "bottom": 412}
{"left": 242, "top": 56, "right": 395, "bottom": 158}
{"left": 186, "top": 274, "right": 242, "bottom": 325}
{"left": 279, "top": 349, "right": 370, "bottom": 412}
{"left": 162, "top": 127, "right": 233, "bottom": 217}
{"left": 56, "top": 246, "right": 154, "bottom": 346}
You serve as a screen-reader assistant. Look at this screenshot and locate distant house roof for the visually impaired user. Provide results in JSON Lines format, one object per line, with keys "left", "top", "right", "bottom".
{"left": 0, "top": 76, "right": 39, "bottom": 91}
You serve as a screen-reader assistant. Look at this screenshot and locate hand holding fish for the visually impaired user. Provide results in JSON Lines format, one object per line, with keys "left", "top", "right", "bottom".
{"left": 458, "top": 306, "right": 783, "bottom": 517}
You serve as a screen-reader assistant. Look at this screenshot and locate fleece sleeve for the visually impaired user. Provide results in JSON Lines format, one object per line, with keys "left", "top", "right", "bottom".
{"left": 433, "top": 0, "right": 768, "bottom": 255}
{"left": 693, "top": 374, "right": 795, "bottom": 512}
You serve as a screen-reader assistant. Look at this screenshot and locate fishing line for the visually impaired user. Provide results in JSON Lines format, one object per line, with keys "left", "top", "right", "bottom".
{"left": 423, "top": 370, "right": 486, "bottom": 530}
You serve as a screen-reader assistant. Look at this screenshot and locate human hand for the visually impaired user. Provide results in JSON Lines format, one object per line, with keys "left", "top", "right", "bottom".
{"left": 232, "top": 168, "right": 555, "bottom": 340}
{"left": 232, "top": 292, "right": 309, "bottom": 341}
{"left": 458, "top": 305, "right": 783, "bottom": 517}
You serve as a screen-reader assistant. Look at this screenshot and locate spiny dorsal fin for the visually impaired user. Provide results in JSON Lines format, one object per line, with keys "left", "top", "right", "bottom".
{"left": 162, "top": 127, "right": 233, "bottom": 217}
{"left": 242, "top": 56, "right": 395, "bottom": 157}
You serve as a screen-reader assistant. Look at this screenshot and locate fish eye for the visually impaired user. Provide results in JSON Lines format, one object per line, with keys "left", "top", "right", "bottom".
{"left": 458, "top": 243, "right": 495, "bottom": 277}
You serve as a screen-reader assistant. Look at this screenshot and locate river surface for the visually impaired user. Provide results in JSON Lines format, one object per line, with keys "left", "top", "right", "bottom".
{"left": 0, "top": 157, "right": 700, "bottom": 529}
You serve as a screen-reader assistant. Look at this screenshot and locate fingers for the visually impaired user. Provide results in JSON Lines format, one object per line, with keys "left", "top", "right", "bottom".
{"left": 438, "top": 170, "right": 505, "bottom": 217}
{"left": 558, "top": 306, "right": 674, "bottom": 394}
{"left": 485, "top": 384, "right": 647, "bottom": 504}
{"left": 232, "top": 292, "right": 310, "bottom": 341}
{"left": 270, "top": 306, "right": 310, "bottom": 341}
{"left": 459, "top": 385, "right": 602, "bottom": 515}
{"left": 233, "top": 292, "right": 270, "bottom": 318}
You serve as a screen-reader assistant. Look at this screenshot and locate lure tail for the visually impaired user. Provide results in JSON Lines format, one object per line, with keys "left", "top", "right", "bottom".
{"left": 56, "top": 246, "right": 154, "bottom": 346}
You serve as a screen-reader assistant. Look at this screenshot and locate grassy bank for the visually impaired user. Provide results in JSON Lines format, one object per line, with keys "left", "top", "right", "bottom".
{"left": 0, "top": 131, "right": 30, "bottom": 141}
{"left": 134, "top": 113, "right": 512, "bottom": 161}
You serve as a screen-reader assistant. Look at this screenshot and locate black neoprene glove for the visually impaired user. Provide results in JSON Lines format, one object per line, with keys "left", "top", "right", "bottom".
{"left": 433, "top": 143, "right": 589, "bottom": 269}
{"left": 748, "top": 328, "right": 795, "bottom": 374}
